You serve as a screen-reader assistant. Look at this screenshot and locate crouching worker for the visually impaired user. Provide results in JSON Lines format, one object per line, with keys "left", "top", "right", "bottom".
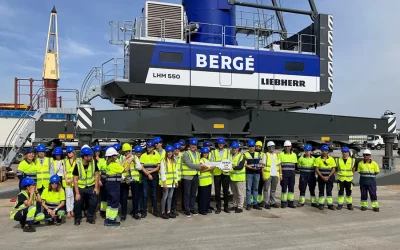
{"left": 41, "top": 175, "right": 66, "bottom": 225}
{"left": 10, "top": 177, "right": 45, "bottom": 232}
{"left": 104, "top": 147, "right": 131, "bottom": 226}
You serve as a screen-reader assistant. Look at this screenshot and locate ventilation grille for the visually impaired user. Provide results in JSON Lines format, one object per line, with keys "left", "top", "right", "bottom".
{"left": 145, "top": 1, "right": 183, "bottom": 40}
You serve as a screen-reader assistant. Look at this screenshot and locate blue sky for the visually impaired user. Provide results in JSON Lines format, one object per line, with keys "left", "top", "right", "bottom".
{"left": 0, "top": 0, "right": 399, "bottom": 119}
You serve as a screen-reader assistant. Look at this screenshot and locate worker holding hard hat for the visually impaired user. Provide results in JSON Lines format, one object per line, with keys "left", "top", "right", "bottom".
{"left": 41, "top": 175, "right": 66, "bottom": 226}
{"left": 17, "top": 148, "right": 37, "bottom": 191}
{"left": 278, "top": 140, "right": 298, "bottom": 208}
{"left": 261, "top": 141, "right": 281, "bottom": 209}
{"left": 314, "top": 145, "right": 336, "bottom": 210}
{"left": 357, "top": 149, "right": 380, "bottom": 212}
{"left": 245, "top": 140, "right": 263, "bottom": 210}
{"left": 336, "top": 146, "right": 355, "bottom": 210}
{"left": 229, "top": 142, "right": 246, "bottom": 213}
{"left": 297, "top": 144, "right": 317, "bottom": 207}
{"left": 63, "top": 146, "right": 76, "bottom": 219}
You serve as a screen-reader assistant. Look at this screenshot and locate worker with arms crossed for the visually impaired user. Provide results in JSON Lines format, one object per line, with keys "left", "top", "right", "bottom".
{"left": 261, "top": 141, "right": 282, "bottom": 209}
{"left": 357, "top": 149, "right": 380, "bottom": 212}
{"left": 73, "top": 147, "right": 100, "bottom": 225}
{"left": 278, "top": 140, "right": 298, "bottom": 208}
{"left": 297, "top": 144, "right": 317, "bottom": 207}
{"left": 336, "top": 146, "right": 355, "bottom": 210}
{"left": 245, "top": 139, "right": 263, "bottom": 210}
{"left": 17, "top": 148, "right": 37, "bottom": 191}
{"left": 229, "top": 141, "right": 246, "bottom": 213}
{"left": 154, "top": 136, "right": 166, "bottom": 159}
{"left": 314, "top": 145, "right": 336, "bottom": 210}
{"left": 35, "top": 144, "right": 53, "bottom": 213}
{"left": 41, "top": 175, "right": 66, "bottom": 226}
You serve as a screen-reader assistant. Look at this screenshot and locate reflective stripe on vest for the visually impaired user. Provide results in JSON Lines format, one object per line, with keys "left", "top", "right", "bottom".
{"left": 212, "top": 149, "right": 230, "bottom": 176}
{"left": 244, "top": 151, "right": 261, "bottom": 167}
{"left": 160, "top": 159, "right": 177, "bottom": 186}
{"left": 199, "top": 158, "right": 212, "bottom": 186}
{"left": 264, "top": 152, "right": 280, "bottom": 179}
{"left": 77, "top": 160, "right": 95, "bottom": 188}
{"left": 298, "top": 156, "right": 315, "bottom": 173}
{"left": 182, "top": 151, "right": 200, "bottom": 176}
{"left": 337, "top": 157, "right": 354, "bottom": 180}
{"left": 63, "top": 158, "right": 76, "bottom": 187}
{"left": 128, "top": 156, "right": 140, "bottom": 182}
{"left": 229, "top": 153, "right": 245, "bottom": 182}
{"left": 36, "top": 157, "right": 52, "bottom": 188}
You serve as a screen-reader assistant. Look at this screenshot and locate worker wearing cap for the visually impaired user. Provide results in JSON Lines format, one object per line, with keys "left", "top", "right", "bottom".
{"left": 63, "top": 146, "right": 76, "bottom": 219}
{"left": 357, "top": 149, "right": 380, "bottom": 212}
{"left": 261, "top": 141, "right": 281, "bottom": 209}
{"left": 17, "top": 148, "right": 37, "bottom": 191}
{"left": 314, "top": 144, "right": 336, "bottom": 210}
{"left": 171, "top": 143, "right": 183, "bottom": 216}
{"left": 336, "top": 146, "right": 355, "bottom": 210}
{"left": 245, "top": 140, "right": 263, "bottom": 210}
{"left": 278, "top": 140, "right": 298, "bottom": 208}
{"left": 154, "top": 136, "right": 166, "bottom": 159}
{"left": 35, "top": 144, "right": 53, "bottom": 213}
{"left": 72, "top": 147, "right": 100, "bottom": 225}
{"left": 211, "top": 137, "right": 231, "bottom": 213}
{"left": 297, "top": 144, "right": 317, "bottom": 207}
{"left": 229, "top": 142, "right": 246, "bottom": 213}
{"left": 140, "top": 140, "right": 161, "bottom": 218}
{"left": 255, "top": 140, "right": 266, "bottom": 205}
{"left": 181, "top": 138, "right": 207, "bottom": 217}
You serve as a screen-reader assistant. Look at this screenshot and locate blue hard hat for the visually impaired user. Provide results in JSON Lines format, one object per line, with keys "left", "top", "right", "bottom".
{"left": 217, "top": 138, "right": 225, "bottom": 144}
{"left": 113, "top": 143, "right": 121, "bottom": 151}
{"left": 93, "top": 145, "right": 102, "bottom": 152}
{"left": 231, "top": 141, "right": 239, "bottom": 149}
{"left": 66, "top": 146, "right": 75, "bottom": 153}
{"left": 304, "top": 144, "right": 312, "bottom": 151}
{"left": 248, "top": 140, "right": 256, "bottom": 147}
{"left": 165, "top": 145, "right": 174, "bottom": 152}
{"left": 50, "top": 175, "right": 60, "bottom": 184}
{"left": 52, "top": 147, "right": 63, "bottom": 155}
{"left": 173, "top": 143, "right": 181, "bottom": 150}
{"left": 203, "top": 141, "right": 211, "bottom": 147}
{"left": 321, "top": 145, "right": 329, "bottom": 151}
{"left": 341, "top": 146, "right": 350, "bottom": 153}
{"left": 36, "top": 144, "right": 46, "bottom": 152}
{"left": 21, "top": 177, "right": 35, "bottom": 188}
{"left": 189, "top": 138, "right": 198, "bottom": 145}
{"left": 146, "top": 140, "right": 155, "bottom": 147}
{"left": 81, "top": 147, "right": 94, "bottom": 156}
{"left": 201, "top": 147, "right": 210, "bottom": 154}
{"left": 179, "top": 139, "right": 186, "bottom": 145}
{"left": 24, "top": 148, "right": 35, "bottom": 154}
{"left": 134, "top": 145, "right": 143, "bottom": 153}
{"left": 154, "top": 137, "right": 162, "bottom": 144}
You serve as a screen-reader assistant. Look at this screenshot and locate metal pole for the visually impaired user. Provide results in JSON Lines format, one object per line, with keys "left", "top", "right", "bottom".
{"left": 29, "top": 78, "right": 33, "bottom": 108}
{"left": 228, "top": 0, "right": 314, "bottom": 17}
{"left": 14, "top": 77, "right": 18, "bottom": 108}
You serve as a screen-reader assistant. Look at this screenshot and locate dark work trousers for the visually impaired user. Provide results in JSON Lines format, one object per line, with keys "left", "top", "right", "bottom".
{"left": 74, "top": 185, "right": 98, "bottom": 220}
{"left": 142, "top": 177, "right": 159, "bottom": 213}
{"left": 338, "top": 180, "right": 353, "bottom": 204}
{"left": 171, "top": 181, "right": 181, "bottom": 211}
{"left": 120, "top": 182, "right": 130, "bottom": 217}
{"left": 183, "top": 175, "right": 199, "bottom": 213}
{"left": 180, "top": 180, "right": 185, "bottom": 210}
{"left": 105, "top": 181, "right": 120, "bottom": 220}
{"left": 214, "top": 174, "right": 230, "bottom": 209}
{"left": 36, "top": 187, "right": 44, "bottom": 213}
{"left": 299, "top": 174, "right": 316, "bottom": 197}
{"left": 258, "top": 172, "right": 264, "bottom": 196}
{"left": 138, "top": 182, "right": 144, "bottom": 213}
{"left": 198, "top": 184, "right": 212, "bottom": 213}
{"left": 280, "top": 176, "right": 295, "bottom": 204}
{"left": 360, "top": 185, "right": 378, "bottom": 202}
{"left": 130, "top": 181, "right": 141, "bottom": 215}
{"left": 317, "top": 176, "right": 334, "bottom": 205}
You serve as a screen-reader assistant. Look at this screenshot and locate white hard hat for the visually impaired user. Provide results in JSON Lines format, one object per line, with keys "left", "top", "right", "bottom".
{"left": 284, "top": 140, "right": 292, "bottom": 147}
{"left": 267, "top": 141, "right": 275, "bottom": 147}
{"left": 105, "top": 147, "right": 119, "bottom": 157}
{"left": 362, "top": 149, "right": 372, "bottom": 155}
{"left": 81, "top": 144, "right": 90, "bottom": 150}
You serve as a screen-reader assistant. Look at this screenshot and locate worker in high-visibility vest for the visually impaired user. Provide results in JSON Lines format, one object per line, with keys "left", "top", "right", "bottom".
{"left": 261, "top": 141, "right": 282, "bottom": 209}
{"left": 154, "top": 136, "right": 166, "bottom": 159}
{"left": 314, "top": 145, "right": 336, "bottom": 210}
{"left": 128, "top": 145, "right": 143, "bottom": 220}
{"left": 160, "top": 145, "right": 179, "bottom": 219}
{"left": 35, "top": 144, "right": 53, "bottom": 213}
{"left": 113, "top": 143, "right": 123, "bottom": 165}
{"left": 245, "top": 140, "right": 264, "bottom": 210}
{"left": 198, "top": 147, "right": 215, "bottom": 215}
{"left": 171, "top": 143, "right": 183, "bottom": 216}
{"left": 297, "top": 144, "right": 317, "bottom": 207}
{"left": 278, "top": 140, "right": 297, "bottom": 208}
{"left": 256, "top": 141, "right": 267, "bottom": 205}
{"left": 179, "top": 139, "right": 187, "bottom": 152}
{"left": 229, "top": 142, "right": 246, "bottom": 213}
{"left": 52, "top": 147, "right": 64, "bottom": 186}
{"left": 120, "top": 143, "right": 133, "bottom": 222}
{"left": 336, "top": 146, "right": 355, "bottom": 210}
{"left": 211, "top": 137, "right": 231, "bottom": 214}
{"left": 62, "top": 146, "right": 76, "bottom": 219}
{"left": 17, "top": 148, "right": 37, "bottom": 191}
{"left": 357, "top": 149, "right": 380, "bottom": 212}
{"left": 41, "top": 175, "right": 66, "bottom": 226}
{"left": 93, "top": 145, "right": 106, "bottom": 218}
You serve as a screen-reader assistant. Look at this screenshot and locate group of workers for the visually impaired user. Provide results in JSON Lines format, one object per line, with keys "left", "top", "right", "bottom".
{"left": 12, "top": 137, "right": 381, "bottom": 231}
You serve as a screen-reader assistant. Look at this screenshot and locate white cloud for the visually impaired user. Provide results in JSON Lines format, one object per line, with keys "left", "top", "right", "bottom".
{"left": 61, "top": 37, "right": 96, "bottom": 58}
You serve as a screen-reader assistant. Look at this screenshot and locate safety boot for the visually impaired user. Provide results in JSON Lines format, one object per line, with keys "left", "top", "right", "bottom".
{"left": 215, "top": 206, "right": 222, "bottom": 214}
{"left": 246, "top": 205, "right": 252, "bottom": 211}
{"left": 288, "top": 201, "right": 296, "bottom": 208}
{"left": 281, "top": 203, "right": 287, "bottom": 209}
{"left": 361, "top": 207, "right": 367, "bottom": 211}
{"left": 297, "top": 203, "right": 304, "bottom": 207}
{"left": 23, "top": 225, "right": 36, "bottom": 232}
{"left": 347, "top": 204, "right": 354, "bottom": 210}
{"left": 253, "top": 204, "right": 262, "bottom": 210}
{"left": 235, "top": 208, "right": 243, "bottom": 213}
{"left": 271, "top": 203, "right": 280, "bottom": 208}
{"left": 318, "top": 205, "right": 324, "bottom": 210}
{"left": 100, "top": 211, "right": 106, "bottom": 219}
{"left": 105, "top": 219, "right": 120, "bottom": 226}
{"left": 230, "top": 206, "right": 237, "bottom": 211}
{"left": 311, "top": 203, "right": 319, "bottom": 208}
{"left": 264, "top": 204, "right": 271, "bottom": 209}
{"left": 224, "top": 206, "right": 231, "bottom": 213}
{"left": 337, "top": 205, "right": 343, "bottom": 210}
{"left": 86, "top": 217, "right": 96, "bottom": 224}
{"left": 373, "top": 207, "right": 380, "bottom": 212}
{"left": 328, "top": 205, "right": 335, "bottom": 211}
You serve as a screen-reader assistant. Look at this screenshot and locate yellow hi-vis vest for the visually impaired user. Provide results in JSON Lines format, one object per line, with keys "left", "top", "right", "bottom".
{"left": 298, "top": 155, "right": 315, "bottom": 175}
{"left": 105, "top": 162, "right": 124, "bottom": 182}
{"left": 159, "top": 158, "right": 178, "bottom": 186}
{"left": 10, "top": 190, "right": 36, "bottom": 219}
{"left": 17, "top": 160, "right": 37, "bottom": 180}
{"left": 336, "top": 157, "right": 355, "bottom": 182}
{"left": 230, "top": 153, "right": 245, "bottom": 182}
{"left": 182, "top": 151, "right": 200, "bottom": 176}
{"left": 199, "top": 158, "right": 213, "bottom": 186}
{"left": 63, "top": 158, "right": 76, "bottom": 187}
{"left": 175, "top": 155, "right": 182, "bottom": 181}
{"left": 212, "top": 148, "right": 230, "bottom": 176}
{"left": 76, "top": 160, "right": 96, "bottom": 188}
{"left": 264, "top": 152, "right": 280, "bottom": 179}
{"left": 41, "top": 188, "right": 66, "bottom": 209}
{"left": 36, "top": 157, "right": 53, "bottom": 189}
{"left": 157, "top": 149, "right": 166, "bottom": 159}
{"left": 244, "top": 151, "right": 261, "bottom": 167}
{"left": 127, "top": 155, "right": 141, "bottom": 182}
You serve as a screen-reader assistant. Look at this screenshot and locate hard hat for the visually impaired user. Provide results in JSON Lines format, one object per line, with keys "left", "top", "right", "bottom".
{"left": 189, "top": 138, "right": 198, "bottom": 145}
{"left": 80, "top": 147, "right": 94, "bottom": 156}
{"left": 66, "top": 146, "right": 75, "bottom": 153}
{"left": 231, "top": 141, "right": 239, "bottom": 149}
{"left": 248, "top": 140, "right": 255, "bottom": 147}
{"left": 36, "top": 144, "right": 46, "bottom": 152}
{"left": 256, "top": 141, "right": 263, "bottom": 147}
{"left": 50, "top": 175, "right": 60, "bottom": 184}
{"left": 321, "top": 145, "right": 329, "bottom": 151}
{"left": 154, "top": 137, "right": 163, "bottom": 144}
{"left": 179, "top": 139, "right": 186, "bottom": 146}
{"left": 24, "top": 148, "right": 35, "bottom": 154}
{"left": 52, "top": 147, "right": 63, "bottom": 155}
{"left": 21, "top": 177, "right": 35, "bottom": 188}
{"left": 173, "top": 143, "right": 181, "bottom": 150}
{"left": 104, "top": 146, "right": 112, "bottom": 151}
{"left": 146, "top": 140, "right": 155, "bottom": 147}
{"left": 105, "top": 147, "right": 119, "bottom": 157}
{"left": 341, "top": 146, "right": 350, "bottom": 153}
{"left": 201, "top": 147, "right": 210, "bottom": 154}
{"left": 362, "top": 149, "right": 372, "bottom": 155}
{"left": 165, "top": 145, "right": 174, "bottom": 152}
{"left": 284, "top": 140, "right": 292, "bottom": 147}
{"left": 267, "top": 141, "right": 275, "bottom": 147}
{"left": 122, "top": 143, "right": 132, "bottom": 152}
{"left": 113, "top": 143, "right": 121, "bottom": 151}
{"left": 134, "top": 145, "right": 143, "bottom": 153}
{"left": 304, "top": 144, "right": 312, "bottom": 151}
{"left": 203, "top": 141, "right": 211, "bottom": 147}
{"left": 93, "top": 145, "right": 102, "bottom": 152}
{"left": 81, "top": 144, "right": 90, "bottom": 150}
{"left": 217, "top": 138, "right": 225, "bottom": 144}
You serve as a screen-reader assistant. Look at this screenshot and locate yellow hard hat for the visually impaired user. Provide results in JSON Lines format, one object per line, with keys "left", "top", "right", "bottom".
{"left": 256, "top": 141, "right": 263, "bottom": 147}
{"left": 122, "top": 143, "right": 132, "bottom": 152}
